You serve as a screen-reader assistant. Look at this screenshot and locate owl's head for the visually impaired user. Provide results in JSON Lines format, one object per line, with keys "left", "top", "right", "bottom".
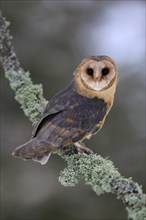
{"left": 74, "top": 56, "right": 118, "bottom": 92}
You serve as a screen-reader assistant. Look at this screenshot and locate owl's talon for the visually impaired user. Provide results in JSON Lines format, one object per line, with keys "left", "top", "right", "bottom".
{"left": 74, "top": 142, "right": 93, "bottom": 154}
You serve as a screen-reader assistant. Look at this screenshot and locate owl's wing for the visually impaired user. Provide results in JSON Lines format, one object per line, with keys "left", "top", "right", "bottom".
{"left": 32, "top": 86, "right": 72, "bottom": 137}
{"left": 13, "top": 86, "right": 74, "bottom": 164}
{"left": 35, "top": 95, "right": 107, "bottom": 149}
{"left": 32, "top": 103, "right": 67, "bottom": 138}
{"left": 39, "top": 107, "right": 89, "bottom": 148}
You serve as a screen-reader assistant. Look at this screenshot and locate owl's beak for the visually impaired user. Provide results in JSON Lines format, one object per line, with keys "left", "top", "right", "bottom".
{"left": 94, "top": 72, "right": 101, "bottom": 81}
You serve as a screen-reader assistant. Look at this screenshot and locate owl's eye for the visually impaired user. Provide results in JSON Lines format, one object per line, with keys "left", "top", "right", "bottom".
{"left": 102, "top": 67, "right": 110, "bottom": 76}
{"left": 87, "top": 68, "right": 94, "bottom": 76}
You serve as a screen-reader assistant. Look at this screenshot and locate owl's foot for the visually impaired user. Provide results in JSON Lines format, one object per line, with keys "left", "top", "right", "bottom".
{"left": 74, "top": 142, "right": 93, "bottom": 154}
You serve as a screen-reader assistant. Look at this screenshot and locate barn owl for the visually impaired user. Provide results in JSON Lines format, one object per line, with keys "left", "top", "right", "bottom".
{"left": 12, "top": 56, "right": 118, "bottom": 165}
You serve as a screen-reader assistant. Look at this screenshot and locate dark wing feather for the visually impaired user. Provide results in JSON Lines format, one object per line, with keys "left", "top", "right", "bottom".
{"left": 32, "top": 83, "right": 73, "bottom": 137}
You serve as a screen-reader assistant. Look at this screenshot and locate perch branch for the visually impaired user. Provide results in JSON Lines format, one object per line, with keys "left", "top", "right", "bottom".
{"left": 0, "top": 12, "right": 145, "bottom": 220}
{"left": 0, "top": 11, "right": 47, "bottom": 123}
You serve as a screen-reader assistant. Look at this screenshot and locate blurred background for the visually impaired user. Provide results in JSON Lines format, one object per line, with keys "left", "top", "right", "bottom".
{"left": 0, "top": 1, "right": 145, "bottom": 220}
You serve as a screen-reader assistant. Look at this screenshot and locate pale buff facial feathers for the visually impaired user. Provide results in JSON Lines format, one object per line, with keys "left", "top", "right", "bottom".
{"left": 74, "top": 56, "right": 118, "bottom": 108}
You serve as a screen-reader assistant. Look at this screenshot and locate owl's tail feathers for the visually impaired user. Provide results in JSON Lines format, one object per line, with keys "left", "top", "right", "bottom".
{"left": 12, "top": 138, "right": 52, "bottom": 165}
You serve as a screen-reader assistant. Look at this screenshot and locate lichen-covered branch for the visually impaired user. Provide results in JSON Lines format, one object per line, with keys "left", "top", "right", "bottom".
{"left": 0, "top": 11, "right": 145, "bottom": 220}
{"left": 59, "top": 146, "right": 146, "bottom": 220}
{"left": 0, "top": 11, "right": 48, "bottom": 123}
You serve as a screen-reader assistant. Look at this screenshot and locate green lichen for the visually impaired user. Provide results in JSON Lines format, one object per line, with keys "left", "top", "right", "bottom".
{"left": 59, "top": 147, "right": 146, "bottom": 219}
{"left": 125, "top": 192, "right": 146, "bottom": 220}
{"left": 1, "top": 12, "right": 48, "bottom": 123}
{"left": 59, "top": 152, "right": 120, "bottom": 195}
{"left": 5, "top": 70, "right": 48, "bottom": 123}
{"left": 127, "top": 200, "right": 146, "bottom": 220}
